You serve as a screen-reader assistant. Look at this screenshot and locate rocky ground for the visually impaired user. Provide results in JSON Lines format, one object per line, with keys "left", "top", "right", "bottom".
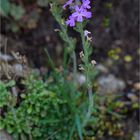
{"left": 0, "top": 0, "right": 139, "bottom": 139}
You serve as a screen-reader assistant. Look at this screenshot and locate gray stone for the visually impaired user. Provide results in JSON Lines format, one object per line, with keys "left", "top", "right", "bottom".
{"left": 95, "top": 64, "right": 108, "bottom": 74}
{"left": 13, "top": 64, "right": 23, "bottom": 76}
{"left": 0, "top": 130, "right": 12, "bottom": 140}
{"left": 134, "top": 131, "right": 140, "bottom": 140}
{"left": 97, "top": 74, "right": 126, "bottom": 94}
{"left": 76, "top": 73, "right": 86, "bottom": 86}
{"left": 0, "top": 53, "right": 13, "bottom": 62}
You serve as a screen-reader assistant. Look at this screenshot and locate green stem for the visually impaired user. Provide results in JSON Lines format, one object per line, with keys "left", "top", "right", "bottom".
{"left": 82, "top": 87, "right": 93, "bottom": 127}
{"left": 63, "top": 48, "right": 68, "bottom": 68}
{"left": 51, "top": 4, "right": 76, "bottom": 68}
{"left": 72, "top": 51, "right": 77, "bottom": 83}
{"left": 78, "top": 23, "right": 93, "bottom": 127}
{"left": 59, "top": 23, "right": 77, "bottom": 83}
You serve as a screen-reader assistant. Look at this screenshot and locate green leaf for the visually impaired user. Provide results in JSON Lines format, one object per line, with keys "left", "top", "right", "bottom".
{"left": 124, "top": 55, "right": 132, "bottom": 62}
{"left": 37, "top": 0, "right": 48, "bottom": 7}
{"left": 27, "top": 106, "right": 32, "bottom": 114}
{"left": 44, "top": 48, "right": 56, "bottom": 71}
{"left": 68, "top": 123, "right": 76, "bottom": 140}
{"left": 75, "top": 114, "right": 83, "bottom": 140}
{"left": 20, "top": 94, "right": 26, "bottom": 99}
{"left": 0, "top": 123, "right": 5, "bottom": 130}
{"left": 11, "top": 22, "right": 20, "bottom": 32}
{"left": 7, "top": 126, "right": 14, "bottom": 134}
{"left": 10, "top": 4, "right": 25, "bottom": 20}
{"left": 6, "top": 80, "right": 15, "bottom": 87}
{"left": 0, "top": 0, "right": 10, "bottom": 16}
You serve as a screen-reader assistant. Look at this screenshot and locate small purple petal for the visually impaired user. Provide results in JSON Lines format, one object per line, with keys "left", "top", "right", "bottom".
{"left": 66, "top": 16, "right": 75, "bottom": 27}
{"left": 82, "top": 0, "right": 91, "bottom": 9}
{"left": 63, "top": 0, "right": 74, "bottom": 9}
{"left": 84, "top": 11, "right": 92, "bottom": 18}
{"left": 77, "top": 15, "right": 83, "bottom": 22}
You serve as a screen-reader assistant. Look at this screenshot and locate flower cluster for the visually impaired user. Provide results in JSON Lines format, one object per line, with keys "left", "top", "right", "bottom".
{"left": 63, "top": 0, "right": 92, "bottom": 27}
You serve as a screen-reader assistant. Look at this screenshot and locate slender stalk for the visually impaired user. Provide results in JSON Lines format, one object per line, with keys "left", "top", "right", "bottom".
{"left": 59, "top": 23, "right": 77, "bottom": 83}
{"left": 50, "top": 4, "right": 76, "bottom": 68}
{"left": 72, "top": 51, "right": 77, "bottom": 83}
{"left": 82, "top": 87, "right": 93, "bottom": 127}
{"left": 78, "top": 23, "right": 93, "bottom": 127}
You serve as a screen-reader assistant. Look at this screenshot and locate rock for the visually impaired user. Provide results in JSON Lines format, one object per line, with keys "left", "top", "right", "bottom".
{"left": 0, "top": 130, "right": 12, "bottom": 140}
{"left": 134, "top": 83, "right": 140, "bottom": 90}
{"left": 127, "top": 93, "right": 138, "bottom": 102}
{"left": 76, "top": 73, "right": 86, "bottom": 86}
{"left": 0, "top": 53, "right": 13, "bottom": 62}
{"left": 134, "top": 131, "right": 140, "bottom": 140}
{"left": 95, "top": 64, "right": 108, "bottom": 74}
{"left": 97, "top": 74, "right": 126, "bottom": 94}
{"left": 13, "top": 64, "right": 23, "bottom": 76}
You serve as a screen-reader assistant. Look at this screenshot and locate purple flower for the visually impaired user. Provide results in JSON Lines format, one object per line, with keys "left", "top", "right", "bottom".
{"left": 84, "top": 29, "right": 92, "bottom": 41}
{"left": 66, "top": 16, "right": 76, "bottom": 27}
{"left": 63, "top": 0, "right": 92, "bottom": 27}
{"left": 72, "top": 6, "right": 85, "bottom": 22}
{"left": 72, "top": 6, "right": 92, "bottom": 22}
{"left": 82, "top": 0, "right": 91, "bottom": 9}
{"left": 63, "top": 0, "right": 74, "bottom": 9}
{"left": 84, "top": 30, "right": 91, "bottom": 37}
{"left": 83, "top": 9, "right": 92, "bottom": 18}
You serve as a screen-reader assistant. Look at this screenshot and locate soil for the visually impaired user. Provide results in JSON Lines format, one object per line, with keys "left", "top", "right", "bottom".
{"left": 0, "top": 0, "right": 139, "bottom": 139}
